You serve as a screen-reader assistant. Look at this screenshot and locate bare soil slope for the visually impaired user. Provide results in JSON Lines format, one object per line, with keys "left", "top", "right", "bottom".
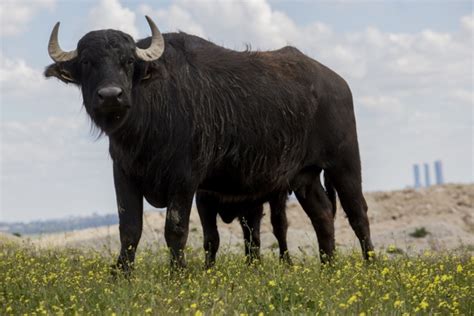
{"left": 14, "top": 184, "right": 474, "bottom": 255}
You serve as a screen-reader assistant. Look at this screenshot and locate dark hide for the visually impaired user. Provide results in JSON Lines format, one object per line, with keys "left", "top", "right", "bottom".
{"left": 45, "top": 29, "right": 374, "bottom": 270}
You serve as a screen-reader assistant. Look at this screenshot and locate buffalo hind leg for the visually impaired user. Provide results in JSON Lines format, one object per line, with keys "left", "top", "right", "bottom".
{"left": 329, "top": 167, "right": 374, "bottom": 260}
{"left": 239, "top": 206, "right": 263, "bottom": 264}
{"left": 113, "top": 163, "right": 143, "bottom": 275}
{"left": 165, "top": 188, "right": 194, "bottom": 269}
{"left": 196, "top": 193, "right": 220, "bottom": 268}
{"left": 269, "top": 192, "right": 291, "bottom": 264}
{"left": 295, "top": 180, "right": 335, "bottom": 263}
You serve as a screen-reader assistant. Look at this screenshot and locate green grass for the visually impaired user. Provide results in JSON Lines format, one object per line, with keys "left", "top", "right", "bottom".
{"left": 1, "top": 243, "right": 472, "bottom": 315}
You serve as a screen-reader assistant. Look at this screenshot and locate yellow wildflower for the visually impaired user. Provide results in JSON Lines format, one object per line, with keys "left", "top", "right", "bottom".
{"left": 441, "top": 274, "right": 451, "bottom": 282}
{"left": 347, "top": 295, "right": 357, "bottom": 305}
{"left": 419, "top": 300, "right": 429, "bottom": 310}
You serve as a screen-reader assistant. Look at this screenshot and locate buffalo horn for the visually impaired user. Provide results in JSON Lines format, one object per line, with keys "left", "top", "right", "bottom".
{"left": 47, "top": 22, "right": 78, "bottom": 62}
{"left": 135, "top": 16, "right": 165, "bottom": 61}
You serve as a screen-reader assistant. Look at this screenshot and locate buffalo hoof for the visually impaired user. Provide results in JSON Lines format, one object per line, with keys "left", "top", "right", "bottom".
{"left": 109, "top": 262, "right": 133, "bottom": 279}
{"left": 246, "top": 255, "right": 261, "bottom": 266}
{"left": 280, "top": 252, "right": 293, "bottom": 266}
{"left": 204, "top": 260, "right": 215, "bottom": 270}
{"left": 170, "top": 257, "right": 187, "bottom": 270}
{"left": 319, "top": 253, "right": 335, "bottom": 266}
{"left": 365, "top": 250, "right": 376, "bottom": 263}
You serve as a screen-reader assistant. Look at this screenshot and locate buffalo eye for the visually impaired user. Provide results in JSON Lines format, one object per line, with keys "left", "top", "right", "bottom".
{"left": 81, "top": 59, "right": 90, "bottom": 66}
{"left": 127, "top": 58, "right": 135, "bottom": 65}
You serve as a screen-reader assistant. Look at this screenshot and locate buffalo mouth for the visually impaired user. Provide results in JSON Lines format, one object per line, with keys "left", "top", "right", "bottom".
{"left": 93, "top": 105, "right": 130, "bottom": 133}
{"left": 98, "top": 105, "right": 129, "bottom": 114}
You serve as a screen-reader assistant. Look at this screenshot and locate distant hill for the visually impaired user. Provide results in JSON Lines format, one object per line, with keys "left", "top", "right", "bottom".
{"left": 0, "top": 213, "right": 118, "bottom": 236}
{"left": 2, "top": 184, "right": 473, "bottom": 256}
{"left": 5, "top": 183, "right": 472, "bottom": 255}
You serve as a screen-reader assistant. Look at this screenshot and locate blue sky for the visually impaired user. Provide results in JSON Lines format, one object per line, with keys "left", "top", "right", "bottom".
{"left": 1, "top": 0, "right": 473, "bottom": 222}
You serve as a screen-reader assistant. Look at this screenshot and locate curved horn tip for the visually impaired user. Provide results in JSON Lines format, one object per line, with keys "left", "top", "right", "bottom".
{"left": 50, "top": 22, "right": 60, "bottom": 38}
{"left": 144, "top": 15, "right": 158, "bottom": 29}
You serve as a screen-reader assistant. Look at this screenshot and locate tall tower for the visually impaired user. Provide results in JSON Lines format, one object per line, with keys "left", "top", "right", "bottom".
{"left": 434, "top": 160, "right": 444, "bottom": 185}
{"left": 424, "top": 162, "right": 431, "bottom": 187}
{"left": 413, "top": 164, "right": 421, "bottom": 188}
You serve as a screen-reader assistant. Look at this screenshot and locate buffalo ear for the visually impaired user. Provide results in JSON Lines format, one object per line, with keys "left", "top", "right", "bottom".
{"left": 44, "top": 63, "right": 78, "bottom": 84}
{"left": 136, "top": 61, "right": 163, "bottom": 83}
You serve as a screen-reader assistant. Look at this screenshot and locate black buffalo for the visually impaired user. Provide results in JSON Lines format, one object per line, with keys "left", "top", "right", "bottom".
{"left": 45, "top": 16, "right": 374, "bottom": 271}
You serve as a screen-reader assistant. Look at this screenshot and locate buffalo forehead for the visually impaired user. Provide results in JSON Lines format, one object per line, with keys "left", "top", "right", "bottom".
{"left": 77, "top": 30, "right": 135, "bottom": 57}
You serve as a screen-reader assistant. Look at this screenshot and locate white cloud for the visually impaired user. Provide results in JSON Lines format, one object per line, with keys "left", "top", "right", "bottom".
{"left": 88, "top": 0, "right": 138, "bottom": 38}
{"left": 461, "top": 13, "right": 474, "bottom": 32}
{"left": 449, "top": 89, "right": 473, "bottom": 105}
{"left": 138, "top": 4, "right": 206, "bottom": 38}
{"left": 0, "top": 52, "right": 82, "bottom": 109}
{"left": 139, "top": 0, "right": 304, "bottom": 49}
{"left": 1, "top": 117, "right": 82, "bottom": 167}
{"left": 359, "top": 96, "right": 403, "bottom": 114}
{"left": 0, "top": 0, "right": 55, "bottom": 37}
{"left": 0, "top": 53, "right": 46, "bottom": 95}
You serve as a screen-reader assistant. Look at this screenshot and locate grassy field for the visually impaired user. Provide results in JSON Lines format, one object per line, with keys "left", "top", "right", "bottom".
{"left": 1, "top": 243, "right": 472, "bottom": 315}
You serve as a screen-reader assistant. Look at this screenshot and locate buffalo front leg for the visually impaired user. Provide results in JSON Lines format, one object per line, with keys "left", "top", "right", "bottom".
{"left": 165, "top": 190, "right": 194, "bottom": 268}
{"left": 196, "top": 193, "right": 220, "bottom": 268}
{"left": 239, "top": 206, "right": 263, "bottom": 264}
{"left": 113, "top": 163, "right": 143, "bottom": 274}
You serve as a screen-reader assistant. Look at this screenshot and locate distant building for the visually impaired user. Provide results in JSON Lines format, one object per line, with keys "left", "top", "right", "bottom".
{"left": 413, "top": 164, "right": 421, "bottom": 188}
{"left": 434, "top": 160, "right": 444, "bottom": 185}
{"left": 424, "top": 163, "right": 431, "bottom": 187}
